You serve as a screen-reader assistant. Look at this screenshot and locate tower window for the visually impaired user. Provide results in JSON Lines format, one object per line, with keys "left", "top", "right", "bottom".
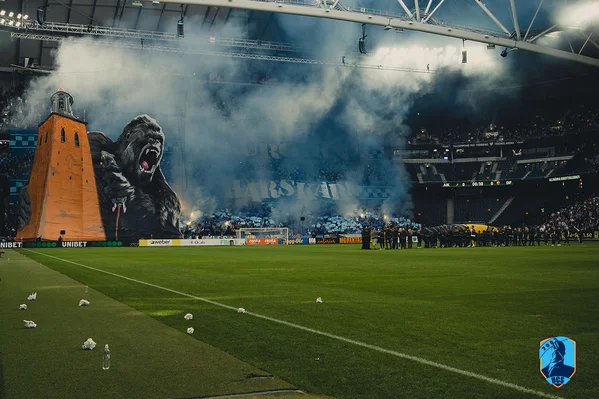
{"left": 61, "top": 128, "right": 66, "bottom": 143}
{"left": 59, "top": 99, "right": 64, "bottom": 110}
{"left": 45, "top": 132, "right": 48, "bottom": 143}
{"left": 38, "top": 135, "right": 42, "bottom": 146}
{"left": 74, "top": 132, "right": 80, "bottom": 147}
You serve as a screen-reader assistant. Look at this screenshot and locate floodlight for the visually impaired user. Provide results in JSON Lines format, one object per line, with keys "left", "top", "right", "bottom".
{"left": 395, "top": 27, "right": 404, "bottom": 32}
{"left": 177, "top": 4, "right": 184, "bottom": 38}
{"left": 132, "top": 1, "right": 143, "bottom": 6}
{"left": 500, "top": 48, "right": 508, "bottom": 58}
{"left": 487, "top": 44, "right": 495, "bottom": 49}
{"left": 0, "top": 18, "right": 5, "bottom": 24}
{"left": 8, "top": 11, "right": 14, "bottom": 17}
{"left": 8, "top": 20, "right": 14, "bottom": 26}
{"left": 358, "top": 38, "right": 366, "bottom": 53}
{"left": 359, "top": 23, "right": 367, "bottom": 54}
{"left": 23, "top": 15, "right": 28, "bottom": 20}
{"left": 384, "top": 25, "right": 392, "bottom": 30}
{"left": 0, "top": 11, "right": 5, "bottom": 17}
{"left": 177, "top": 20, "right": 184, "bottom": 38}
{"left": 17, "top": 13, "right": 22, "bottom": 19}
{"left": 15, "top": 21, "right": 21, "bottom": 27}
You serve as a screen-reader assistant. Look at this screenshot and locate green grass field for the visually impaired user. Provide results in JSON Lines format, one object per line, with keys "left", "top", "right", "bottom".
{"left": 3, "top": 244, "right": 599, "bottom": 399}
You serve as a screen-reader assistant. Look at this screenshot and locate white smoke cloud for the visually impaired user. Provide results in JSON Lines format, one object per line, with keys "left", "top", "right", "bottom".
{"left": 557, "top": 1, "right": 599, "bottom": 28}
{"left": 18, "top": 13, "right": 507, "bottom": 222}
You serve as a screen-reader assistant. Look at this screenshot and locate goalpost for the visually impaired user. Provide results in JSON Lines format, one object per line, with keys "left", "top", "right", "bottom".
{"left": 236, "top": 227, "right": 289, "bottom": 245}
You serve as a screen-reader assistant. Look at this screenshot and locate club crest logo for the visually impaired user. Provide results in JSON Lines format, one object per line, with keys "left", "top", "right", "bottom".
{"left": 539, "top": 336, "right": 576, "bottom": 388}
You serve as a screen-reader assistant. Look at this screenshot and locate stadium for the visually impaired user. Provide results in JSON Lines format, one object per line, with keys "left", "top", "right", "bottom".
{"left": 1, "top": 0, "right": 598, "bottom": 398}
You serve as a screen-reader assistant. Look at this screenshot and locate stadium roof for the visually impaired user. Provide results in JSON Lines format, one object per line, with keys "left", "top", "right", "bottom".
{"left": 0, "top": 0, "right": 274, "bottom": 69}
{"left": 0, "top": 0, "right": 597, "bottom": 72}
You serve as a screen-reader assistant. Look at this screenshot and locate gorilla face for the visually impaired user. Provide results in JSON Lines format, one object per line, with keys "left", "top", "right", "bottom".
{"left": 116, "top": 115, "right": 165, "bottom": 185}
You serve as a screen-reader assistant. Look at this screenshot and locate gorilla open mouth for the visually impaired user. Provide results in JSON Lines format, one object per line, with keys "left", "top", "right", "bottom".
{"left": 138, "top": 143, "right": 161, "bottom": 174}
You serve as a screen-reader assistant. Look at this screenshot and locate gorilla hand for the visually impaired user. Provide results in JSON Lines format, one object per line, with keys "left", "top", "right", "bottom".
{"left": 100, "top": 151, "right": 134, "bottom": 213}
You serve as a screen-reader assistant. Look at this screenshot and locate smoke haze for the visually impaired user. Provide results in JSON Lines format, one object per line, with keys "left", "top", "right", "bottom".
{"left": 19, "top": 11, "right": 508, "bottom": 223}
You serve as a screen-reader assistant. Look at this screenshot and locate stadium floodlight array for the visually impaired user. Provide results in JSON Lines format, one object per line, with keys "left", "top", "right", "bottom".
{"left": 236, "top": 227, "right": 289, "bottom": 245}
{"left": 0, "top": 10, "right": 28, "bottom": 27}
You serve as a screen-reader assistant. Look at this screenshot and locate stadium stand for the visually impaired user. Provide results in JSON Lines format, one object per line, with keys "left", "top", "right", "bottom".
{"left": 542, "top": 196, "right": 599, "bottom": 232}
{"left": 2, "top": 84, "right": 599, "bottom": 238}
{"left": 414, "top": 198, "right": 448, "bottom": 227}
{"left": 454, "top": 198, "right": 505, "bottom": 224}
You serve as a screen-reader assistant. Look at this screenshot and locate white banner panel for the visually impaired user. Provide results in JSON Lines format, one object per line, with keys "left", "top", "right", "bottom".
{"left": 179, "top": 239, "right": 246, "bottom": 246}
{"left": 139, "top": 239, "right": 176, "bottom": 247}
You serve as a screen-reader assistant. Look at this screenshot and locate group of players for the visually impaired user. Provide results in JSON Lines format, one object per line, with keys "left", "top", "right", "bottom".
{"left": 361, "top": 224, "right": 583, "bottom": 249}
{"left": 360, "top": 225, "right": 422, "bottom": 250}
{"left": 430, "top": 225, "right": 582, "bottom": 248}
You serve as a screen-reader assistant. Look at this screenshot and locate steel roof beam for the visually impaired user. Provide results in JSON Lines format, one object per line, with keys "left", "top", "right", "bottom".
{"left": 529, "top": 24, "right": 557, "bottom": 43}
{"left": 153, "top": 0, "right": 599, "bottom": 67}
{"left": 509, "top": 0, "right": 520, "bottom": 40}
{"left": 424, "top": 0, "right": 433, "bottom": 15}
{"left": 579, "top": 32, "right": 593, "bottom": 55}
{"left": 9, "top": 31, "right": 433, "bottom": 74}
{"left": 422, "top": 0, "right": 444, "bottom": 23}
{"left": 523, "top": 0, "right": 543, "bottom": 42}
{"left": 397, "top": 0, "right": 414, "bottom": 19}
{"left": 2, "top": 21, "right": 303, "bottom": 52}
{"left": 584, "top": 34, "right": 599, "bottom": 51}
{"left": 473, "top": 0, "right": 510, "bottom": 35}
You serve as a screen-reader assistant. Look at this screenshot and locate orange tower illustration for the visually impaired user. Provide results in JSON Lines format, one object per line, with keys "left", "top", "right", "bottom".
{"left": 17, "top": 89, "right": 106, "bottom": 241}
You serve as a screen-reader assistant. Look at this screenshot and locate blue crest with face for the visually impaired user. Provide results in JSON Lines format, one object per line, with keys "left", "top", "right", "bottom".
{"left": 539, "top": 336, "right": 576, "bottom": 388}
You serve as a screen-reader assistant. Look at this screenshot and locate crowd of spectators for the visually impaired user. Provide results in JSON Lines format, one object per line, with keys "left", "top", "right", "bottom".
{"left": 3, "top": 202, "right": 18, "bottom": 239}
{"left": 0, "top": 150, "right": 35, "bottom": 179}
{"left": 1, "top": 85, "right": 40, "bottom": 129}
{"left": 541, "top": 196, "right": 599, "bottom": 233}
{"left": 179, "top": 204, "right": 420, "bottom": 238}
{"left": 413, "top": 103, "right": 599, "bottom": 145}
{"left": 180, "top": 204, "right": 275, "bottom": 238}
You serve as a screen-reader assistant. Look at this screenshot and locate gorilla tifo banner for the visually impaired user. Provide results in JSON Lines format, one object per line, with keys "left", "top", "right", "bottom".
{"left": 17, "top": 90, "right": 182, "bottom": 241}
{"left": 225, "top": 180, "right": 394, "bottom": 202}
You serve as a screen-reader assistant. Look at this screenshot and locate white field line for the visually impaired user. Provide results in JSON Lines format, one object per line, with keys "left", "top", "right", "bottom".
{"left": 23, "top": 249, "right": 562, "bottom": 399}
{"left": 184, "top": 389, "right": 304, "bottom": 399}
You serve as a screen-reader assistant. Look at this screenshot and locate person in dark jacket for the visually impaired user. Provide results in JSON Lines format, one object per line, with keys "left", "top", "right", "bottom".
{"left": 361, "top": 225, "right": 371, "bottom": 250}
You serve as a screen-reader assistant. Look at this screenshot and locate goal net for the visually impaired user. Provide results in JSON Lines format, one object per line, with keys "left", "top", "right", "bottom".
{"left": 236, "top": 227, "right": 289, "bottom": 245}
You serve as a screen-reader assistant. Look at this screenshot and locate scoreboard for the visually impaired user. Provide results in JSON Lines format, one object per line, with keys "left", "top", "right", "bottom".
{"left": 442, "top": 180, "right": 513, "bottom": 188}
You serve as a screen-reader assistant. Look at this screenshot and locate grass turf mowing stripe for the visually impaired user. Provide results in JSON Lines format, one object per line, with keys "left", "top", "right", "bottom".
{"left": 2, "top": 250, "right": 303, "bottom": 399}
{"left": 24, "top": 249, "right": 563, "bottom": 399}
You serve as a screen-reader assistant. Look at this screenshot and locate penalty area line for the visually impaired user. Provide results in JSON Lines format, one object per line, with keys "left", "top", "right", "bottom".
{"left": 24, "top": 249, "right": 561, "bottom": 399}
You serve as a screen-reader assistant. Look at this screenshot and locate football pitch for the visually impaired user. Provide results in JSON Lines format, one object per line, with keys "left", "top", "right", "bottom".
{"left": 2, "top": 244, "right": 599, "bottom": 399}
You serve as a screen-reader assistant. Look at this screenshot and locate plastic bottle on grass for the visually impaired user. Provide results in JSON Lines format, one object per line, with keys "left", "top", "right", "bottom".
{"left": 103, "top": 344, "right": 110, "bottom": 370}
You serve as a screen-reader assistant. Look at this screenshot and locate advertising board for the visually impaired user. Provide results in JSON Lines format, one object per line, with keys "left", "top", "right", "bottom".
{"left": 246, "top": 237, "right": 280, "bottom": 245}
